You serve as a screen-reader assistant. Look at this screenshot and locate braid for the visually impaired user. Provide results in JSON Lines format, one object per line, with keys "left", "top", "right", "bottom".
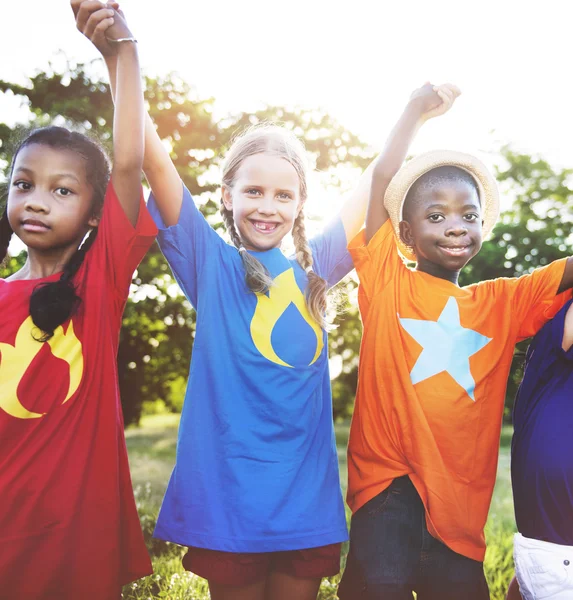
{"left": 0, "top": 209, "right": 14, "bottom": 267}
{"left": 4, "top": 126, "right": 110, "bottom": 343}
{"left": 292, "top": 211, "right": 328, "bottom": 330}
{"left": 29, "top": 227, "right": 99, "bottom": 343}
{"left": 220, "top": 203, "right": 243, "bottom": 250}
{"left": 220, "top": 201, "right": 274, "bottom": 294}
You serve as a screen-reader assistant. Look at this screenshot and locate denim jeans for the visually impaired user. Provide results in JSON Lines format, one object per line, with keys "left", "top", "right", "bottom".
{"left": 338, "top": 476, "right": 490, "bottom": 600}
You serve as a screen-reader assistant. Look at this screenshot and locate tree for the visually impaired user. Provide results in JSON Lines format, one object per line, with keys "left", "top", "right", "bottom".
{"left": 0, "top": 60, "right": 372, "bottom": 424}
{"left": 4, "top": 61, "right": 570, "bottom": 425}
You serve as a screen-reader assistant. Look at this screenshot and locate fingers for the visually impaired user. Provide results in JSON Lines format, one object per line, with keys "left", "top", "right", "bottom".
{"left": 75, "top": 1, "right": 109, "bottom": 32}
{"left": 446, "top": 83, "right": 462, "bottom": 97}
{"left": 83, "top": 7, "right": 115, "bottom": 39}
{"left": 439, "top": 86, "right": 454, "bottom": 103}
{"left": 92, "top": 15, "right": 115, "bottom": 42}
{"left": 436, "top": 89, "right": 451, "bottom": 109}
{"left": 438, "top": 83, "right": 462, "bottom": 98}
{"left": 70, "top": 0, "right": 86, "bottom": 18}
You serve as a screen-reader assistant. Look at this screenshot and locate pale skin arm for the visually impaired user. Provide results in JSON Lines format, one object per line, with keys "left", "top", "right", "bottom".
{"left": 74, "top": 1, "right": 182, "bottom": 226}
{"left": 71, "top": 0, "right": 144, "bottom": 226}
{"left": 363, "top": 83, "right": 461, "bottom": 243}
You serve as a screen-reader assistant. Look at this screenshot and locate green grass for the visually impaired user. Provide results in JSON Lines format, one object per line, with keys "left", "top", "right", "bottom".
{"left": 123, "top": 415, "right": 515, "bottom": 599}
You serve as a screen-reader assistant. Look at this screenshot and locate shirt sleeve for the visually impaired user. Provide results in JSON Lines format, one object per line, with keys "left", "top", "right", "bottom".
{"left": 347, "top": 220, "right": 405, "bottom": 299}
{"left": 485, "top": 258, "right": 569, "bottom": 341}
{"left": 91, "top": 180, "right": 157, "bottom": 299}
{"left": 308, "top": 217, "right": 355, "bottom": 288}
{"left": 147, "top": 182, "right": 226, "bottom": 307}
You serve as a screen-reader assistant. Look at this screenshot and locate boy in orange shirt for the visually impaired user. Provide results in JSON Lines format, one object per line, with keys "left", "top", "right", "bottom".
{"left": 338, "top": 87, "right": 573, "bottom": 599}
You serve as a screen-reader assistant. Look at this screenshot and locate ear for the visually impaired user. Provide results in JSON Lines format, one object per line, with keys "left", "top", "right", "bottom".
{"left": 399, "top": 220, "right": 414, "bottom": 247}
{"left": 222, "top": 185, "right": 233, "bottom": 211}
{"left": 88, "top": 213, "right": 101, "bottom": 228}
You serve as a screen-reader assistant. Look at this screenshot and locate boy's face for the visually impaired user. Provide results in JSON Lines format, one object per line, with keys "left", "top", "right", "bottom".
{"left": 399, "top": 180, "right": 483, "bottom": 278}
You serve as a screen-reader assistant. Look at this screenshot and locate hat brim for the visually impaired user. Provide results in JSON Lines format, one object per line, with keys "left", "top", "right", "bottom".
{"left": 383, "top": 150, "right": 500, "bottom": 262}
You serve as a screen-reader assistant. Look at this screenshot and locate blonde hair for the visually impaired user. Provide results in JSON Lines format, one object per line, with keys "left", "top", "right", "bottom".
{"left": 220, "top": 124, "right": 328, "bottom": 329}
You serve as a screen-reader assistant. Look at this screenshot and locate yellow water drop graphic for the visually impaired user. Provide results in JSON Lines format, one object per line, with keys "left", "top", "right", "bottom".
{"left": 250, "top": 268, "right": 323, "bottom": 368}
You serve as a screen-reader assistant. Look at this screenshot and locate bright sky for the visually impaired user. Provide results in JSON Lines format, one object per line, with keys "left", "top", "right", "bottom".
{"left": 2, "top": 0, "right": 573, "bottom": 212}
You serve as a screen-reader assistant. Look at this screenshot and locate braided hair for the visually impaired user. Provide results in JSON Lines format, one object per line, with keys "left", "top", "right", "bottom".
{"left": 220, "top": 124, "right": 329, "bottom": 328}
{"left": 0, "top": 126, "right": 111, "bottom": 341}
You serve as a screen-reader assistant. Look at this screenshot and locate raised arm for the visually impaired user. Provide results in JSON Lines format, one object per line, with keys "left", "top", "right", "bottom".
{"left": 74, "top": 1, "right": 183, "bottom": 226}
{"left": 71, "top": 0, "right": 144, "bottom": 226}
{"left": 359, "top": 83, "right": 461, "bottom": 243}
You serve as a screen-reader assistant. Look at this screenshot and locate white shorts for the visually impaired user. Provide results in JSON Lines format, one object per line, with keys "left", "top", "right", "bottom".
{"left": 514, "top": 533, "right": 573, "bottom": 600}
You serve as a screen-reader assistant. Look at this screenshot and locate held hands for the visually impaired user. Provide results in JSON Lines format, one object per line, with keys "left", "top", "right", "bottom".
{"left": 71, "top": 0, "right": 133, "bottom": 57}
{"left": 408, "top": 82, "right": 461, "bottom": 123}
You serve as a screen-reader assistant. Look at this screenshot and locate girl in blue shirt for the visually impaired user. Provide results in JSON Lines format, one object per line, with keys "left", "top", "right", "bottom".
{"left": 74, "top": 3, "right": 457, "bottom": 598}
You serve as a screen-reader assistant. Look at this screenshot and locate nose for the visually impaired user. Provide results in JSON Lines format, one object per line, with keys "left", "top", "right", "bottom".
{"left": 257, "top": 194, "right": 278, "bottom": 216}
{"left": 24, "top": 191, "right": 50, "bottom": 214}
{"left": 445, "top": 220, "right": 468, "bottom": 237}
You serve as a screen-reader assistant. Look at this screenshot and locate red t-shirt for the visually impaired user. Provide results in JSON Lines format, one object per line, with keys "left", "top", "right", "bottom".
{"left": 347, "top": 221, "right": 568, "bottom": 561}
{"left": 0, "top": 183, "right": 156, "bottom": 599}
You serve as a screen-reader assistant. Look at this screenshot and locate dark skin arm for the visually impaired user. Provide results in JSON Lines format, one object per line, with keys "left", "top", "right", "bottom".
{"left": 506, "top": 575, "right": 523, "bottom": 600}
{"left": 557, "top": 258, "right": 573, "bottom": 294}
{"left": 71, "top": 0, "right": 144, "bottom": 226}
{"left": 73, "top": 1, "right": 181, "bottom": 225}
{"left": 74, "top": 1, "right": 193, "bottom": 227}
{"left": 365, "top": 83, "right": 461, "bottom": 243}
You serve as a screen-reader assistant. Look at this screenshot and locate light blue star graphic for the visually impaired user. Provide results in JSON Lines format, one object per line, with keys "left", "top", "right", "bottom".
{"left": 399, "top": 297, "right": 492, "bottom": 401}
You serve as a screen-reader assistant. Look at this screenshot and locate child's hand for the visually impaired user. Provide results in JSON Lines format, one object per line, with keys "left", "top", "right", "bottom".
{"left": 408, "top": 82, "right": 461, "bottom": 123}
{"left": 71, "top": 1, "right": 132, "bottom": 57}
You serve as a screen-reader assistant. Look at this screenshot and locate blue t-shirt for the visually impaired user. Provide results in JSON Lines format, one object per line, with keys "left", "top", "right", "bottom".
{"left": 148, "top": 185, "right": 352, "bottom": 552}
{"left": 512, "top": 298, "right": 573, "bottom": 545}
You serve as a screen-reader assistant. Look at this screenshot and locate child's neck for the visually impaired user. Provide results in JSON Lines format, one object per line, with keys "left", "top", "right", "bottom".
{"left": 415, "top": 259, "right": 461, "bottom": 286}
{"left": 10, "top": 248, "right": 73, "bottom": 281}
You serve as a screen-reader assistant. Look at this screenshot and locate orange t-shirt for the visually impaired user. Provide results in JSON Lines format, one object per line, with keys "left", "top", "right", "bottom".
{"left": 347, "top": 220, "right": 568, "bottom": 562}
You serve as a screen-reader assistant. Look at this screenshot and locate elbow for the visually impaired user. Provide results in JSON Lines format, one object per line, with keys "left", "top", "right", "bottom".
{"left": 112, "top": 155, "right": 144, "bottom": 179}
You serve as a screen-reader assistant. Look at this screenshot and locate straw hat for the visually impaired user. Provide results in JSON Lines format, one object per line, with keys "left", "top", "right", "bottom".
{"left": 383, "top": 150, "right": 500, "bottom": 262}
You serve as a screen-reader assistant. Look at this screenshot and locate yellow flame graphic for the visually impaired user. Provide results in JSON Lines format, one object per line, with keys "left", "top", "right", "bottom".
{"left": 250, "top": 268, "right": 323, "bottom": 368}
{"left": 0, "top": 317, "right": 84, "bottom": 419}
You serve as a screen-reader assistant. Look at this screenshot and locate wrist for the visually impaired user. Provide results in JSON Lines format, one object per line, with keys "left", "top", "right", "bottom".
{"left": 116, "top": 40, "right": 139, "bottom": 57}
{"left": 404, "top": 100, "right": 426, "bottom": 125}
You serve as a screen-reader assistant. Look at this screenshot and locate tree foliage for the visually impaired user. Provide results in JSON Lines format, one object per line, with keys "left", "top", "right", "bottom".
{"left": 0, "top": 60, "right": 374, "bottom": 424}
{"left": 2, "top": 61, "right": 571, "bottom": 425}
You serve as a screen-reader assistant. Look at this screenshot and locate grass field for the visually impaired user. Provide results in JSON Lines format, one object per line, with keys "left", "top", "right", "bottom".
{"left": 122, "top": 415, "right": 516, "bottom": 599}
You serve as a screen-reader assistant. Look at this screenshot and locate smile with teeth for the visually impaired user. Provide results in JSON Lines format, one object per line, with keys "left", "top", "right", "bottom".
{"left": 439, "top": 244, "right": 470, "bottom": 255}
{"left": 251, "top": 220, "right": 278, "bottom": 234}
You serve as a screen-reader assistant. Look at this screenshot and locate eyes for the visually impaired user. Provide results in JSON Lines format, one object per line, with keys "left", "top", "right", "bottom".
{"left": 13, "top": 181, "right": 32, "bottom": 191}
{"left": 244, "top": 188, "right": 294, "bottom": 202}
{"left": 12, "top": 180, "right": 75, "bottom": 197}
{"left": 427, "top": 212, "right": 480, "bottom": 224}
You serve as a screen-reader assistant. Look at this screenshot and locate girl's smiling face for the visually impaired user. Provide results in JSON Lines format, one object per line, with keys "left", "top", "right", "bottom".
{"left": 399, "top": 178, "right": 483, "bottom": 283}
{"left": 222, "top": 153, "right": 303, "bottom": 252}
